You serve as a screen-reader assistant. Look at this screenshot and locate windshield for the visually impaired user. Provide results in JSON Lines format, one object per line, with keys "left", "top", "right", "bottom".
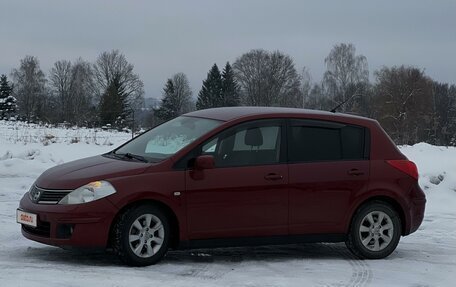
{"left": 113, "top": 116, "right": 222, "bottom": 162}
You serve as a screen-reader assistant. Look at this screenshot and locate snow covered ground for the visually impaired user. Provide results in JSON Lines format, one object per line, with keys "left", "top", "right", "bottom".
{"left": 0, "top": 121, "right": 455, "bottom": 286}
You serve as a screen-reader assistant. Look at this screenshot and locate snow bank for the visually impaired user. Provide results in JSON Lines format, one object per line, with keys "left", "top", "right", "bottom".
{"left": 401, "top": 143, "right": 456, "bottom": 214}
{"left": 0, "top": 120, "right": 131, "bottom": 146}
{"left": 0, "top": 121, "right": 131, "bottom": 180}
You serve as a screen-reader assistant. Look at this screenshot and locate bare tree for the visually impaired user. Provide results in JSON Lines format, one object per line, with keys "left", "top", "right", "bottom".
{"left": 322, "top": 43, "right": 369, "bottom": 112}
{"left": 427, "top": 82, "right": 456, "bottom": 145}
{"left": 233, "top": 49, "right": 301, "bottom": 107}
{"left": 11, "top": 56, "right": 47, "bottom": 121}
{"left": 171, "top": 72, "right": 194, "bottom": 114}
{"left": 93, "top": 50, "right": 144, "bottom": 124}
{"left": 301, "top": 66, "right": 312, "bottom": 108}
{"left": 49, "top": 58, "right": 96, "bottom": 125}
{"left": 49, "top": 60, "right": 72, "bottom": 122}
{"left": 70, "top": 58, "right": 96, "bottom": 125}
{"left": 373, "top": 66, "right": 433, "bottom": 144}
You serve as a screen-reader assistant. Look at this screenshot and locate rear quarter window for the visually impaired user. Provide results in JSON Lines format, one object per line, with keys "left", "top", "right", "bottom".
{"left": 341, "top": 125, "right": 365, "bottom": 159}
{"left": 288, "top": 119, "right": 366, "bottom": 162}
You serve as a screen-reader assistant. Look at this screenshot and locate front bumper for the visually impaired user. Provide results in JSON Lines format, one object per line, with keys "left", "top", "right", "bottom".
{"left": 18, "top": 193, "right": 118, "bottom": 248}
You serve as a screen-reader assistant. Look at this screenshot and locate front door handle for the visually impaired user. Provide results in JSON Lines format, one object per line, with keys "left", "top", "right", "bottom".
{"left": 264, "top": 173, "right": 283, "bottom": 181}
{"left": 348, "top": 169, "right": 364, "bottom": 176}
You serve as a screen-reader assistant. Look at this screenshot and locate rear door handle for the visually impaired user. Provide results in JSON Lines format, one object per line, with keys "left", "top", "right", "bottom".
{"left": 264, "top": 173, "right": 283, "bottom": 181}
{"left": 347, "top": 169, "right": 364, "bottom": 176}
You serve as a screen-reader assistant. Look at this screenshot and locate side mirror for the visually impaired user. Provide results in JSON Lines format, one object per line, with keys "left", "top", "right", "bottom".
{"left": 194, "top": 155, "right": 215, "bottom": 170}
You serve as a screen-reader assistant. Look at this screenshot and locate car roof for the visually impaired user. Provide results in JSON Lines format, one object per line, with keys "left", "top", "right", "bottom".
{"left": 185, "top": 106, "right": 375, "bottom": 123}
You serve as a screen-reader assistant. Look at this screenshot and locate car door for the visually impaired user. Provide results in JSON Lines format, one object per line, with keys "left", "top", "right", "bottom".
{"left": 184, "top": 119, "right": 289, "bottom": 240}
{"left": 287, "top": 119, "right": 370, "bottom": 235}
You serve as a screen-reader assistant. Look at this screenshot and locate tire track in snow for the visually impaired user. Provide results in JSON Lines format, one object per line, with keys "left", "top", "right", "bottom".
{"left": 168, "top": 251, "right": 234, "bottom": 281}
{"left": 169, "top": 244, "right": 373, "bottom": 286}
{"left": 327, "top": 244, "right": 372, "bottom": 287}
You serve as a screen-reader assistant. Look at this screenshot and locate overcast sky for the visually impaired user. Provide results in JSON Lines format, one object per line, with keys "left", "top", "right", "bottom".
{"left": 1, "top": 0, "right": 455, "bottom": 99}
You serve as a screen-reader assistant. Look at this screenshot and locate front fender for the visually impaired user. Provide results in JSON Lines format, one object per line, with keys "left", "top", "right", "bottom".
{"left": 105, "top": 171, "right": 187, "bottom": 241}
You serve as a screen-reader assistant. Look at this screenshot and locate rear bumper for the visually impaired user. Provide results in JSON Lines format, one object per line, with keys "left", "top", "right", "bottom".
{"left": 408, "top": 197, "right": 426, "bottom": 234}
{"left": 407, "top": 184, "right": 426, "bottom": 235}
{"left": 18, "top": 193, "right": 118, "bottom": 248}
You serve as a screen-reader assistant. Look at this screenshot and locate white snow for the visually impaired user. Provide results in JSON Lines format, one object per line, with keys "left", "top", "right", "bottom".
{"left": 0, "top": 121, "right": 455, "bottom": 286}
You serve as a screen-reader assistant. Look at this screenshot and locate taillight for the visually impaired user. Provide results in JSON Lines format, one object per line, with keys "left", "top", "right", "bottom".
{"left": 386, "top": 159, "right": 419, "bottom": 180}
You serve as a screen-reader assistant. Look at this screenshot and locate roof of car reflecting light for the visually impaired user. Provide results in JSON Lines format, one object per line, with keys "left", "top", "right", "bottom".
{"left": 184, "top": 106, "right": 375, "bottom": 123}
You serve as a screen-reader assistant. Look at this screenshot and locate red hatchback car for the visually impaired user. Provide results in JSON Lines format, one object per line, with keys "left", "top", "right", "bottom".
{"left": 17, "top": 107, "right": 426, "bottom": 266}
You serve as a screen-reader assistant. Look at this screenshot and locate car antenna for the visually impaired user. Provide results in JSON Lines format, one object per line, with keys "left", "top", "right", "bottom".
{"left": 330, "top": 92, "right": 362, "bottom": 113}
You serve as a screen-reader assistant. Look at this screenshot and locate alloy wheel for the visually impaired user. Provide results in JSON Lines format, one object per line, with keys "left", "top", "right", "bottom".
{"left": 358, "top": 211, "right": 394, "bottom": 252}
{"left": 128, "top": 214, "right": 165, "bottom": 258}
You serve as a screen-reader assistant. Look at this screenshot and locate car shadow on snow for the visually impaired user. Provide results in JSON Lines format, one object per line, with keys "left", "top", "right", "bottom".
{"left": 168, "top": 243, "right": 356, "bottom": 263}
{"left": 16, "top": 242, "right": 382, "bottom": 267}
{"left": 16, "top": 246, "right": 122, "bottom": 267}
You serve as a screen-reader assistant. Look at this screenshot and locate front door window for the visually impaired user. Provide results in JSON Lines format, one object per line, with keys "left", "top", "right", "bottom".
{"left": 203, "top": 124, "right": 282, "bottom": 167}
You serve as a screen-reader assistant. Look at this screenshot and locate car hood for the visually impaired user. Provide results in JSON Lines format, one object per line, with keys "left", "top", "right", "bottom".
{"left": 34, "top": 155, "right": 150, "bottom": 190}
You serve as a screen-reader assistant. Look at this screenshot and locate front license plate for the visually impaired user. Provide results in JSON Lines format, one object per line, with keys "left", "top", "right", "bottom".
{"left": 16, "top": 209, "right": 37, "bottom": 227}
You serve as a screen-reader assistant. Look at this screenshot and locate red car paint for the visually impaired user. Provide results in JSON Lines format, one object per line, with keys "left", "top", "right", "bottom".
{"left": 18, "top": 107, "right": 426, "bottom": 249}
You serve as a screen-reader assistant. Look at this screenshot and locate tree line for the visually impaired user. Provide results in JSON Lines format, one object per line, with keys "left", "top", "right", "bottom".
{"left": 1, "top": 50, "right": 144, "bottom": 127}
{"left": 1, "top": 44, "right": 455, "bottom": 146}
{"left": 156, "top": 44, "right": 455, "bottom": 146}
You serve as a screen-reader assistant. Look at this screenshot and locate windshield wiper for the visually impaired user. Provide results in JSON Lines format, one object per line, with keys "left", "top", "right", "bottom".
{"left": 124, "top": 153, "right": 148, "bottom": 163}
{"left": 115, "top": 152, "right": 148, "bottom": 163}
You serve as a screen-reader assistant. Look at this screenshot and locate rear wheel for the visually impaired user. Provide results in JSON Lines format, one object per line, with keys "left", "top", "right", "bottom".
{"left": 112, "top": 204, "right": 170, "bottom": 266}
{"left": 346, "top": 201, "right": 401, "bottom": 259}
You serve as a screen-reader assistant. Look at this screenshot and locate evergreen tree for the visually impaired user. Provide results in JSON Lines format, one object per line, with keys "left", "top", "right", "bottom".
{"left": 155, "top": 79, "right": 177, "bottom": 122}
{"left": 196, "top": 64, "right": 223, "bottom": 110}
{"left": 221, "top": 62, "right": 240, "bottom": 107}
{"left": 94, "top": 50, "right": 144, "bottom": 126}
{"left": 155, "top": 73, "right": 193, "bottom": 122}
{"left": 99, "top": 79, "right": 124, "bottom": 125}
{"left": 0, "top": 74, "right": 17, "bottom": 119}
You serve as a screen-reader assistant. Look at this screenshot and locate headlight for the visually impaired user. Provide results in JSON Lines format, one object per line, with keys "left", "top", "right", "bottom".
{"left": 58, "top": 181, "right": 116, "bottom": 205}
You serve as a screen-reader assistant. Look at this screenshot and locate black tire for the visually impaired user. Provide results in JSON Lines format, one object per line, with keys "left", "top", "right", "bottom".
{"left": 346, "top": 201, "right": 402, "bottom": 259}
{"left": 112, "top": 204, "right": 170, "bottom": 266}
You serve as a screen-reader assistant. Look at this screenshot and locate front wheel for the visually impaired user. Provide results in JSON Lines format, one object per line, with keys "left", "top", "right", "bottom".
{"left": 346, "top": 201, "right": 402, "bottom": 259}
{"left": 112, "top": 204, "right": 170, "bottom": 266}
